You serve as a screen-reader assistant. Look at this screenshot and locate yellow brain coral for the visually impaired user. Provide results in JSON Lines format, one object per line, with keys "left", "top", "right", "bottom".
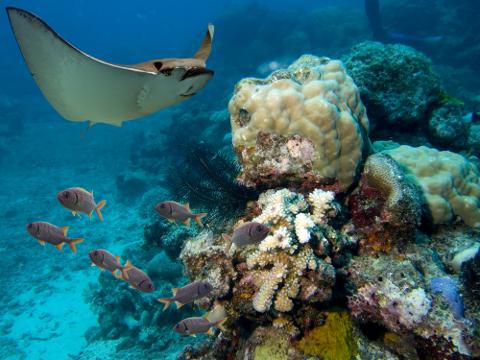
{"left": 383, "top": 145, "right": 480, "bottom": 227}
{"left": 228, "top": 54, "right": 370, "bottom": 192}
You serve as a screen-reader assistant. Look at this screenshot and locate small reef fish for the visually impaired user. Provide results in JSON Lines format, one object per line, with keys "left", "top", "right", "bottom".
{"left": 26, "top": 221, "right": 84, "bottom": 253}
{"left": 89, "top": 249, "right": 128, "bottom": 275}
{"left": 57, "top": 187, "right": 106, "bottom": 221}
{"left": 157, "top": 281, "right": 213, "bottom": 311}
{"left": 173, "top": 316, "right": 227, "bottom": 337}
{"left": 222, "top": 222, "right": 269, "bottom": 253}
{"left": 155, "top": 201, "right": 207, "bottom": 227}
{"left": 115, "top": 262, "right": 155, "bottom": 293}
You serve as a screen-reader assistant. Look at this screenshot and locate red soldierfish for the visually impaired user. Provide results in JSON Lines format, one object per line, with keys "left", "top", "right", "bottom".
{"left": 222, "top": 222, "right": 269, "bottom": 253}
{"left": 173, "top": 316, "right": 227, "bottom": 337}
{"left": 26, "top": 221, "right": 84, "bottom": 253}
{"left": 115, "top": 261, "right": 155, "bottom": 293}
{"left": 157, "top": 281, "right": 213, "bottom": 311}
{"left": 89, "top": 249, "right": 125, "bottom": 275}
{"left": 155, "top": 201, "right": 207, "bottom": 227}
{"left": 57, "top": 187, "right": 106, "bottom": 221}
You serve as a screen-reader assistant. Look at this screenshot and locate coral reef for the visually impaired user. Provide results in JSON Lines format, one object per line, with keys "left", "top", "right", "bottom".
{"left": 461, "top": 248, "right": 480, "bottom": 308}
{"left": 348, "top": 253, "right": 472, "bottom": 357}
{"left": 229, "top": 54, "right": 370, "bottom": 192}
{"left": 342, "top": 41, "right": 440, "bottom": 130}
{"left": 430, "top": 277, "right": 464, "bottom": 320}
{"left": 348, "top": 153, "right": 423, "bottom": 255}
{"left": 383, "top": 145, "right": 480, "bottom": 227}
{"left": 428, "top": 102, "right": 471, "bottom": 150}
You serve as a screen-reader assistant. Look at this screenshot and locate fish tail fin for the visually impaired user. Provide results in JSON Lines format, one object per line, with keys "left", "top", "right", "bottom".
{"left": 194, "top": 213, "right": 207, "bottom": 228}
{"left": 194, "top": 23, "right": 214, "bottom": 62}
{"left": 222, "top": 234, "right": 232, "bottom": 253}
{"left": 68, "top": 238, "right": 84, "bottom": 254}
{"left": 213, "top": 317, "right": 227, "bottom": 332}
{"left": 95, "top": 200, "right": 107, "bottom": 222}
{"left": 156, "top": 298, "right": 172, "bottom": 311}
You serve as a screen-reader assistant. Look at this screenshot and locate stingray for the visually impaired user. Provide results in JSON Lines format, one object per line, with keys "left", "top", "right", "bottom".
{"left": 6, "top": 7, "right": 214, "bottom": 127}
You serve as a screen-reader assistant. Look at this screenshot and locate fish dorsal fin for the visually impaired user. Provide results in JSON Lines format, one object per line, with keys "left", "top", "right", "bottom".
{"left": 193, "top": 23, "right": 214, "bottom": 62}
{"left": 184, "top": 203, "right": 190, "bottom": 211}
{"left": 172, "top": 288, "right": 179, "bottom": 296}
{"left": 114, "top": 255, "right": 120, "bottom": 261}
{"left": 91, "top": 190, "right": 94, "bottom": 197}
{"left": 61, "top": 226, "right": 69, "bottom": 236}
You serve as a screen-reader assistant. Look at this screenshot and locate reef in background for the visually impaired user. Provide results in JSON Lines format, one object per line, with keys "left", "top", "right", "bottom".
{"left": 86, "top": 46, "right": 480, "bottom": 359}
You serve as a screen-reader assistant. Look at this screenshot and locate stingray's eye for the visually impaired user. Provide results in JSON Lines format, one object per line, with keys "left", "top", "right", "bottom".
{"left": 153, "top": 61, "right": 163, "bottom": 71}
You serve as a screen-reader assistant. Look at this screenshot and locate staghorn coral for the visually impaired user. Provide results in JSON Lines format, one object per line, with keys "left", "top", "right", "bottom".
{"left": 246, "top": 246, "right": 332, "bottom": 313}
{"left": 239, "top": 188, "right": 341, "bottom": 313}
{"left": 383, "top": 145, "right": 480, "bottom": 227}
{"left": 348, "top": 153, "right": 423, "bottom": 255}
{"left": 229, "top": 54, "right": 370, "bottom": 191}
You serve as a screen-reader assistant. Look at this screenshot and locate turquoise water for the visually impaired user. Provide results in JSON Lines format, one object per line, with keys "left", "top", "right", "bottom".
{"left": 1, "top": 1, "right": 480, "bottom": 359}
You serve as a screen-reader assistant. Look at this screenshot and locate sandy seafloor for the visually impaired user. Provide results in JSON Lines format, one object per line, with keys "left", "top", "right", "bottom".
{"left": 0, "top": 112, "right": 194, "bottom": 359}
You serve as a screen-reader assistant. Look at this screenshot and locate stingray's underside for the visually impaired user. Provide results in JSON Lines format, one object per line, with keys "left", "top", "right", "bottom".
{"left": 6, "top": 7, "right": 214, "bottom": 126}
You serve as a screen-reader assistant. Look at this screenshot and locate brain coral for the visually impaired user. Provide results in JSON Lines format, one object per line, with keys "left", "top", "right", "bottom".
{"left": 228, "top": 54, "right": 370, "bottom": 192}
{"left": 383, "top": 145, "right": 480, "bottom": 227}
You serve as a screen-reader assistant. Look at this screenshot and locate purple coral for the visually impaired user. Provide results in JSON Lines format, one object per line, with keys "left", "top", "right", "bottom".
{"left": 429, "top": 277, "right": 464, "bottom": 319}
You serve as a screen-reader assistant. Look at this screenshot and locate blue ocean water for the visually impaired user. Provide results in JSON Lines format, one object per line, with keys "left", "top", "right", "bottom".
{"left": 1, "top": 0, "right": 479, "bottom": 359}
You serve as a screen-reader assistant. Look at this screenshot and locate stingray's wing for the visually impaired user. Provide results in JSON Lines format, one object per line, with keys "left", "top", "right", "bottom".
{"left": 193, "top": 23, "right": 214, "bottom": 62}
{"left": 6, "top": 7, "right": 209, "bottom": 126}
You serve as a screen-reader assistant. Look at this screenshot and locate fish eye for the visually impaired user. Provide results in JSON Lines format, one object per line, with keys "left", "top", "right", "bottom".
{"left": 64, "top": 191, "right": 69, "bottom": 198}
{"left": 160, "top": 203, "right": 166, "bottom": 208}
{"left": 27, "top": 223, "right": 32, "bottom": 229}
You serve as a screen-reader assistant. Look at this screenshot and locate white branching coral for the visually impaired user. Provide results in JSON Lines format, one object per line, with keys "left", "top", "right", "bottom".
{"left": 247, "top": 245, "right": 332, "bottom": 313}
{"left": 252, "top": 262, "right": 288, "bottom": 313}
{"left": 258, "top": 227, "right": 293, "bottom": 252}
{"left": 239, "top": 188, "right": 339, "bottom": 313}
{"left": 308, "top": 189, "right": 336, "bottom": 224}
{"left": 253, "top": 188, "right": 336, "bottom": 252}
{"left": 294, "top": 213, "right": 315, "bottom": 244}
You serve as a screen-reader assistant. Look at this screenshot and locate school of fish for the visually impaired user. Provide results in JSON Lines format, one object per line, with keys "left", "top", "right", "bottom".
{"left": 25, "top": 187, "right": 241, "bottom": 336}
